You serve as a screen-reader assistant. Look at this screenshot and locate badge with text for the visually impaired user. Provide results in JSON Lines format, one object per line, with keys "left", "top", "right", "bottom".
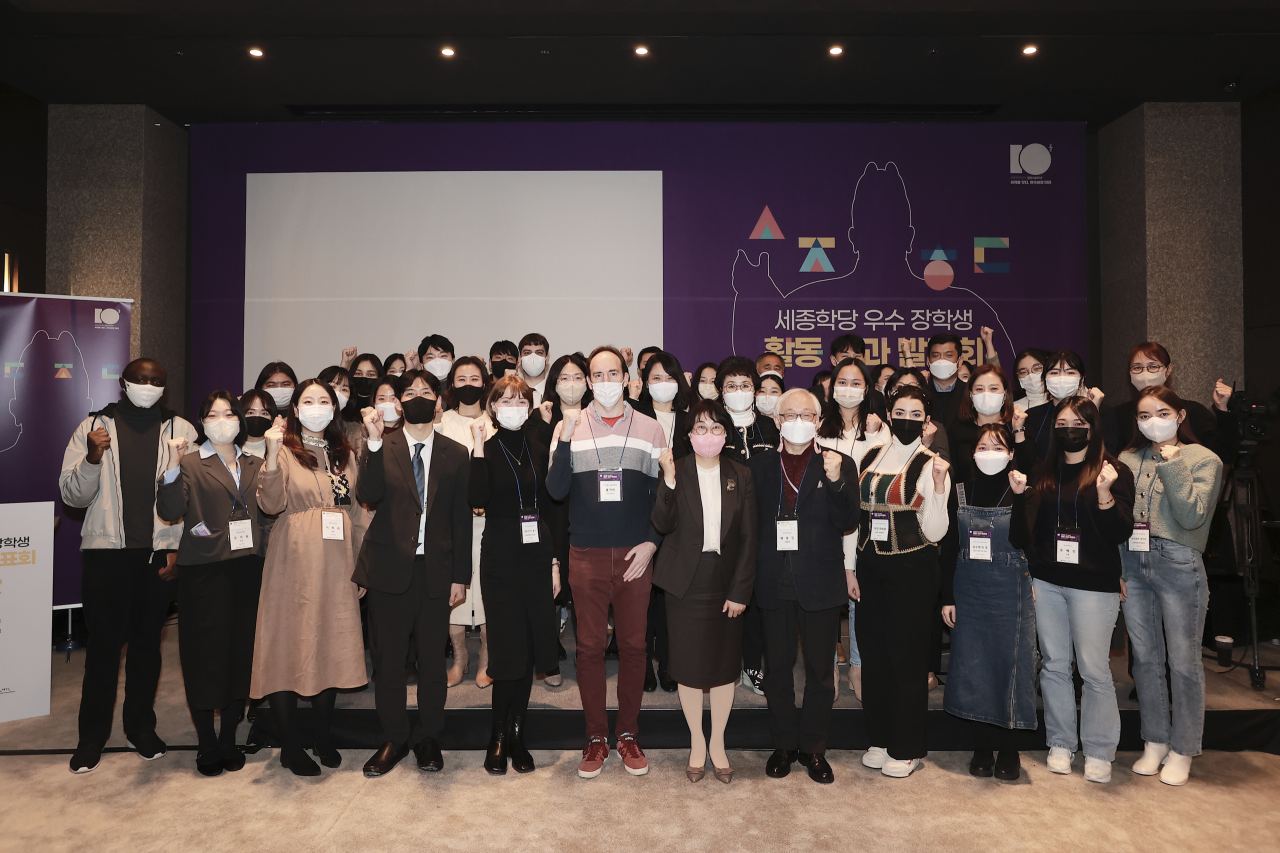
{"left": 776, "top": 519, "right": 799, "bottom": 551}
{"left": 1055, "top": 529, "right": 1081, "bottom": 565}
{"left": 521, "top": 513, "right": 540, "bottom": 545}
{"left": 1128, "top": 521, "right": 1150, "bottom": 552}
{"left": 228, "top": 518, "right": 254, "bottom": 551}
{"left": 969, "top": 528, "right": 992, "bottom": 561}
{"left": 598, "top": 470, "right": 623, "bottom": 503}
{"left": 870, "top": 511, "right": 890, "bottom": 543}
{"left": 322, "top": 509, "right": 345, "bottom": 541}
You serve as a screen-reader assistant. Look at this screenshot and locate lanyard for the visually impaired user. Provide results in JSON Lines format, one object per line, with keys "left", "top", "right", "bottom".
{"left": 497, "top": 434, "right": 537, "bottom": 512}
{"left": 1134, "top": 448, "right": 1158, "bottom": 520}
{"left": 1055, "top": 460, "right": 1082, "bottom": 529}
{"left": 586, "top": 406, "right": 634, "bottom": 470}
{"left": 775, "top": 450, "right": 810, "bottom": 519}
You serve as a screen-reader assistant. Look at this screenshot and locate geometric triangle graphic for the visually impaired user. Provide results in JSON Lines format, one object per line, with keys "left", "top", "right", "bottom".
{"left": 749, "top": 205, "right": 784, "bottom": 240}
{"left": 799, "top": 240, "right": 835, "bottom": 273}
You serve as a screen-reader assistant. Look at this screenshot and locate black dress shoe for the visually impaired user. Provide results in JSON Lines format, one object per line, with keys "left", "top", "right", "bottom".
{"left": 196, "top": 750, "right": 224, "bottom": 777}
{"left": 484, "top": 731, "right": 508, "bottom": 775}
{"left": 765, "top": 748, "right": 797, "bottom": 778}
{"left": 221, "top": 745, "right": 246, "bottom": 773}
{"left": 363, "top": 742, "right": 409, "bottom": 777}
{"left": 313, "top": 742, "right": 342, "bottom": 769}
{"left": 508, "top": 717, "right": 535, "bottom": 774}
{"left": 644, "top": 663, "right": 658, "bottom": 693}
{"left": 280, "top": 745, "right": 321, "bottom": 777}
{"left": 414, "top": 738, "right": 444, "bottom": 772}
{"left": 969, "top": 749, "right": 995, "bottom": 778}
{"left": 658, "top": 670, "right": 677, "bottom": 692}
{"left": 994, "top": 750, "right": 1021, "bottom": 781}
{"left": 798, "top": 751, "right": 834, "bottom": 784}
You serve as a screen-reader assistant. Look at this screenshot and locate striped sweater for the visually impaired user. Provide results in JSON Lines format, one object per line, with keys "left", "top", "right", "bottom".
{"left": 547, "top": 402, "right": 667, "bottom": 548}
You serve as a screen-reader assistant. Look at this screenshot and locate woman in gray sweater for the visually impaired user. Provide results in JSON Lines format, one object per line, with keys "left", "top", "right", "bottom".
{"left": 1118, "top": 385, "right": 1224, "bottom": 788}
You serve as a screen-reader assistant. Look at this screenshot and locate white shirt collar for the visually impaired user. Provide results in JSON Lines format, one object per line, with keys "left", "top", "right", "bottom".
{"left": 199, "top": 441, "right": 243, "bottom": 459}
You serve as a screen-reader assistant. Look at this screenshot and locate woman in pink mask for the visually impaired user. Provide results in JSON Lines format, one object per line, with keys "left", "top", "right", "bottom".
{"left": 651, "top": 400, "right": 758, "bottom": 784}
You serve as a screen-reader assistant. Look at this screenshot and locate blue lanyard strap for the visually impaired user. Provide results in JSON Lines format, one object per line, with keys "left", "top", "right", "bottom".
{"left": 586, "top": 405, "right": 634, "bottom": 470}
{"left": 497, "top": 434, "right": 537, "bottom": 512}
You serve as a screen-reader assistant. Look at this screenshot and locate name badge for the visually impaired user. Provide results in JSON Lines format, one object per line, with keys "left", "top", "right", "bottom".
{"left": 598, "top": 470, "right": 623, "bottom": 503}
{"left": 228, "top": 518, "right": 254, "bottom": 551}
{"left": 969, "top": 529, "right": 992, "bottom": 561}
{"left": 1056, "top": 529, "right": 1080, "bottom": 565}
{"left": 870, "top": 511, "right": 890, "bottom": 543}
{"left": 776, "top": 519, "right": 799, "bottom": 551}
{"left": 322, "top": 509, "right": 345, "bottom": 541}
{"left": 1128, "top": 522, "right": 1150, "bottom": 552}
{"left": 521, "top": 512, "right": 540, "bottom": 544}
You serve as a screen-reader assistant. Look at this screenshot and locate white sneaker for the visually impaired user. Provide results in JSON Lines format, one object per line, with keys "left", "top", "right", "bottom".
{"left": 881, "top": 757, "right": 923, "bottom": 778}
{"left": 1047, "top": 747, "right": 1073, "bottom": 774}
{"left": 861, "top": 746, "right": 889, "bottom": 769}
{"left": 1132, "top": 742, "right": 1170, "bottom": 776}
{"left": 1159, "top": 752, "right": 1192, "bottom": 786}
{"left": 1084, "top": 757, "right": 1113, "bottom": 783}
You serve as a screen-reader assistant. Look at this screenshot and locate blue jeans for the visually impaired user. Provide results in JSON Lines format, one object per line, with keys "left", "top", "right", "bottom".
{"left": 1033, "top": 578, "right": 1121, "bottom": 761}
{"left": 1121, "top": 539, "right": 1209, "bottom": 756}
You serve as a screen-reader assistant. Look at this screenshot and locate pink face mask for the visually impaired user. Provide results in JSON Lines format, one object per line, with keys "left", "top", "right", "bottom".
{"left": 690, "top": 433, "right": 726, "bottom": 459}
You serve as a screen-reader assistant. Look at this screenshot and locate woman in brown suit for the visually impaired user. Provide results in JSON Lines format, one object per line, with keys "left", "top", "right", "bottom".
{"left": 157, "top": 391, "right": 266, "bottom": 776}
{"left": 652, "top": 399, "right": 757, "bottom": 783}
{"left": 252, "top": 379, "right": 368, "bottom": 776}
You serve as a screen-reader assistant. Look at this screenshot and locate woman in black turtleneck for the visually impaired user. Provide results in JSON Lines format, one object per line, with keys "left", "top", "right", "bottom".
{"left": 941, "top": 423, "right": 1038, "bottom": 782}
{"left": 469, "top": 374, "right": 557, "bottom": 775}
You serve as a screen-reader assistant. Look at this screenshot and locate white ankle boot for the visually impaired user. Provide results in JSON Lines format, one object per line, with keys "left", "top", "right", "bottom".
{"left": 1047, "top": 747, "right": 1073, "bottom": 774}
{"left": 1132, "top": 742, "right": 1170, "bottom": 776}
{"left": 1084, "top": 757, "right": 1112, "bottom": 783}
{"left": 1159, "top": 752, "right": 1192, "bottom": 786}
{"left": 861, "top": 746, "right": 888, "bottom": 769}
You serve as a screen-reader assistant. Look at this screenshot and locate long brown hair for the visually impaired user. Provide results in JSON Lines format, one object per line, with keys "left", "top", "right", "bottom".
{"left": 956, "top": 363, "right": 1015, "bottom": 424}
{"left": 283, "top": 379, "right": 352, "bottom": 473}
{"left": 1124, "top": 385, "right": 1199, "bottom": 451}
{"left": 1033, "top": 397, "right": 1114, "bottom": 496}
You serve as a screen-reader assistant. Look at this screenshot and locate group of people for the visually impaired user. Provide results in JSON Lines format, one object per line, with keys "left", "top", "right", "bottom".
{"left": 59, "top": 328, "right": 1233, "bottom": 789}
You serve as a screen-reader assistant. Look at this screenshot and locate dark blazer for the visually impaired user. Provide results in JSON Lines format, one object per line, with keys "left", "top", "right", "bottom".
{"left": 748, "top": 448, "right": 859, "bottom": 612}
{"left": 353, "top": 427, "right": 472, "bottom": 597}
{"left": 651, "top": 454, "right": 757, "bottom": 603}
{"left": 157, "top": 448, "right": 265, "bottom": 565}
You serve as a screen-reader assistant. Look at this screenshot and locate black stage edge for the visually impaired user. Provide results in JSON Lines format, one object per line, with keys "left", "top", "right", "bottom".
{"left": 246, "top": 708, "right": 1280, "bottom": 755}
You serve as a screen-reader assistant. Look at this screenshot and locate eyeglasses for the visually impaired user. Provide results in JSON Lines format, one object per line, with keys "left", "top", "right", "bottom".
{"left": 691, "top": 424, "right": 726, "bottom": 436}
{"left": 1129, "top": 364, "right": 1165, "bottom": 375}
{"left": 1015, "top": 366, "right": 1043, "bottom": 378}
{"left": 779, "top": 412, "right": 817, "bottom": 423}
{"left": 723, "top": 382, "right": 753, "bottom": 393}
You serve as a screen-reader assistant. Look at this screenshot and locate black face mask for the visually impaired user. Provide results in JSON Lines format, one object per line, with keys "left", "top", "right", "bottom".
{"left": 245, "top": 416, "right": 271, "bottom": 438}
{"left": 350, "top": 376, "right": 377, "bottom": 401}
{"left": 1055, "top": 426, "right": 1090, "bottom": 453}
{"left": 491, "top": 361, "right": 514, "bottom": 379}
{"left": 890, "top": 418, "right": 925, "bottom": 445}
{"left": 401, "top": 396, "right": 437, "bottom": 425}
{"left": 454, "top": 385, "right": 484, "bottom": 406}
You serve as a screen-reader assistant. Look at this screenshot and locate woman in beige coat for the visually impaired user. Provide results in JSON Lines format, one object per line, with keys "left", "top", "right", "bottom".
{"left": 251, "top": 378, "right": 368, "bottom": 777}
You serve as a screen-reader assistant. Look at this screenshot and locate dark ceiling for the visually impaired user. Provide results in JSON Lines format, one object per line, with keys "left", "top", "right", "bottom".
{"left": 3, "top": 1, "right": 1280, "bottom": 125}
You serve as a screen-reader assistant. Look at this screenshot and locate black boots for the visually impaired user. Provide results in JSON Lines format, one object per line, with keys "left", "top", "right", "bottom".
{"left": 486, "top": 714, "right": 536, "bottom": 775}
{"left": 484, "top": 723, "right": 509, "bottom": 775}
{"left": 507, "top": 715, "right": 535, "bottom": 774}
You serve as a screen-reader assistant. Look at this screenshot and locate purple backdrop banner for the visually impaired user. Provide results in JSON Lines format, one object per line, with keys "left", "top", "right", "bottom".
{"left": 189, "top": 122, "right": 1084, "bottom": 410}
{"left": 0, "top": 293, "right": 134, "bottom": 607}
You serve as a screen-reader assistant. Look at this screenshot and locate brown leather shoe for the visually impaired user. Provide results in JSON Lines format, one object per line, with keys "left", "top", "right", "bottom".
{"left": 686, "top": 765, "right": 705, "bottom": 782}
{"left": 712, "top": 763, "right": 734, "bottom": 784}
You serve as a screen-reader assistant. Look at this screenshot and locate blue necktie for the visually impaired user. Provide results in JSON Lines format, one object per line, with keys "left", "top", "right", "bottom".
{"left": 412, "top": 442, "right": 426, "bottom": 509}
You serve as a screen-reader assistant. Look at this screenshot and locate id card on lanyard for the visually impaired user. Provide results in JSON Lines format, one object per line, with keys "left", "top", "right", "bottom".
{"left": 521, "top": 513, "right": 540, "bottom": 544}
{"left": 870, "top": 511, "right": 891, "bottom": 542}
{"left": 598, "top": 470, "right": 623, "bottom": 502}
{"left": 776, "top": 518, "right": 799, "bottom": 551}
{"left": 228, "top": 505, "right": 254, "bottom": 551}
{"left": 969, "top": 528, "right": 992, "bottom": 561}
{"left": 322, "top": 510, "right": 345, "bottom": 540}
{"left": 1056, "top": 529, "right": 1081, "bottom": 564}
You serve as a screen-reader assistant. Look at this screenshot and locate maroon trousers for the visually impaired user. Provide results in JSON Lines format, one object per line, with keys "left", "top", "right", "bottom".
{"left": 568, "top": 545, "right": 653, "bottom": 740}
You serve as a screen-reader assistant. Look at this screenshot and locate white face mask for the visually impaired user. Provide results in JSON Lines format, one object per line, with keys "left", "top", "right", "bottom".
{"left": 698, "top": 382, "right": 719, "bottom": 401}
{"left": 1131, "top": 370, "right": 1167, "bottom": 392}
{"left": 1018, "top": 373, "right": 1044, "bottom": 395}
{"left": 971, "top": 391, "right": 1005, "bottom": 416}
{"left": 424, "top": 357, "right": 452, "bottom": 380}
{"left": 376, "top": 402, "right": 401, "bottom": 424}
{"left": 780, "top": 419, "right": 817, "bottom": 445}
{"left": 123, "top": 381, "right": 164, "bottom": 409}
{"left": 723, "top": 389, "right": 754, "bottom": 414}
{"left": 204, "top": 419, "right": 239, "bottom": 445}
{"left": 648, "top": 381, "right": 678, "bottom": 404}
{"left": 591, "top": 381, "right": 624, "bottom": 408}
{"left": 297, "top": 404, "right": 334, "bottom": 433}
{"left": 496, "top": 406, "right": 530, "bottom": 431}
{"left": 974, "top": 450, "right": 1011, "bottom": 476}
{"left": 333, "top": 389, "right": 350, "bottom": 410}
{"left": 755, "top": 394, "right": 778, "bottom": 416}
{"left": 266, "top": 386, "right": 294, "bottom": 408}
{"left": 557, "top": 381, "right": 586, "bottom": 406}
{"left": 521, "top": 354, "right": 547, "bottom": 377}
{"left": 833, "top": 386, "right": 865, "bottom": 409}
{"left": 1138, "top": 415, "right": 1179, "bottom": 443}
{"left": 1046, "top": 375, "right": 1081, "bottom": 400}
{"left": 929, "top": 358, "right": 958, "bottom": 380}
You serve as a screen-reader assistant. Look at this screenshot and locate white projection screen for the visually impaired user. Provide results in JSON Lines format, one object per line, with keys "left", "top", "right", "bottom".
{"left": 243, "top": 170, "right": 663, "bottom": 389}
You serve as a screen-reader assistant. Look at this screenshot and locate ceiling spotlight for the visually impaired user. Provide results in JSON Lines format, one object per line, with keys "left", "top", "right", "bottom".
{"left": 1022, "top": 44, "right": 1038, "bottom": 56}
{"left": 829, "top": 45, "right": 844, "bottom": 56}
{"left": 634, "top": 45, "right": 649, "bottom": 57}
{"left": 440, "top": 46, "right": 456, "bottom": 58}
{"left": 248, "top": 47, "right": 264, "bottom": 58}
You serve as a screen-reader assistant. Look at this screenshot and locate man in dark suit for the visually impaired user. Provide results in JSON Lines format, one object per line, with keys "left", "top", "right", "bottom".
{"left": 748, "top": 388, "right": 859, "bottom": 784}
{"left": 354, "top": 369, "right": 472, "bottom": 776}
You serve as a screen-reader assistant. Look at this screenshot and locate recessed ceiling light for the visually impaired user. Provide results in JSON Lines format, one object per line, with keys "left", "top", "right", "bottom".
{"left": 829, "top": 45, "right": 844, "bottom": 56}
{"left": 634, "top": 45, "right": 649, "bottom": 57}
{"left": 441, "top": 46, "right": 456, "bottom": 58}
{"left": 248, "top": 47, "right": 264, "bottom": 58}
{"left": 1022, "top": 44, "right": 1038, "bottom": 56}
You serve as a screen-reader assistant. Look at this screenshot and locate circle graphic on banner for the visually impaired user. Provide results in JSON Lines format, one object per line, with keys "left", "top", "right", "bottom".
{"left": 1018, "top": 143, "right": 1052, "bottom": 176}
{"left": 99, "top": 307, "right": 120, "bottom": 326}
{"left": 923, "top": 260, "right": 954, "bottom": 291}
